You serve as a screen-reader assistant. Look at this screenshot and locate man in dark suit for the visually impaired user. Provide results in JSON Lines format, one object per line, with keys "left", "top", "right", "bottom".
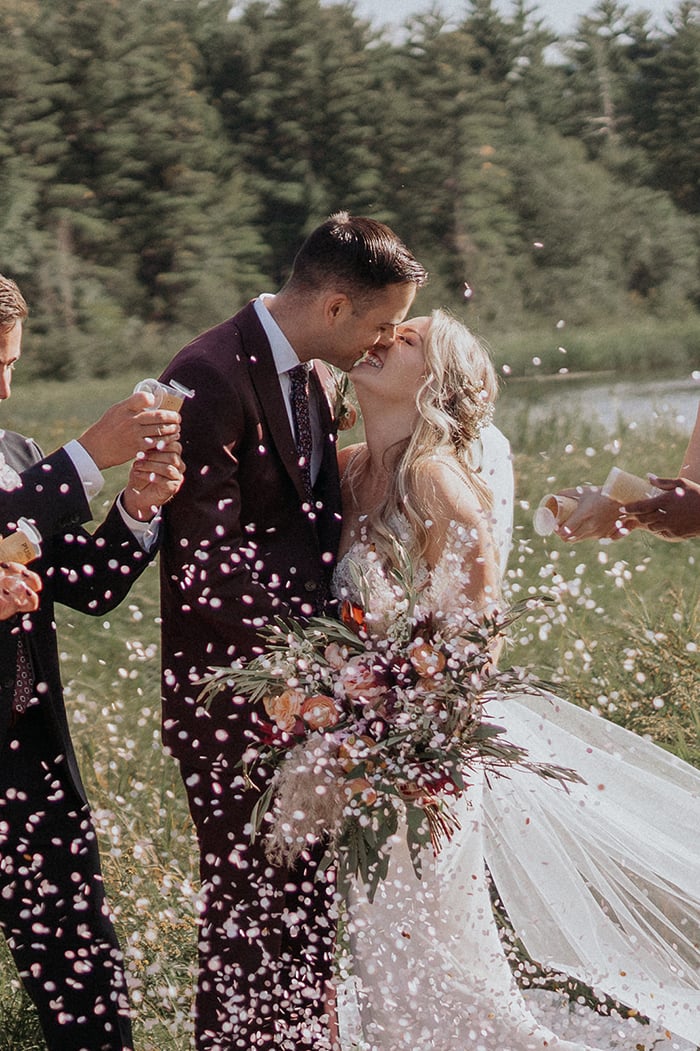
{"left": 0, "top": 273, "right": 184, "bottom": 1050}
{"left": 159, "top": 212, "right": 428, "bottom": 1049}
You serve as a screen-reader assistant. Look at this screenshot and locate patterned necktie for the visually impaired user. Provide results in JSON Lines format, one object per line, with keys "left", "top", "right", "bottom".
{"left": 13, "top": 634, "right": 35, "bottom": 720}
{"left": 289, "top": 363, "right": 313, "bottom": 500}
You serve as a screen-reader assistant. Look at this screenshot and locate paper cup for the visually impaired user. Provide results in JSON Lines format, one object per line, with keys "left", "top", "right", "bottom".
{"left": 601, "top": 467, "right": 656, "bottom": 504}
{"left": 533, "top": 494, "right": 578, "bottom": 536}
{"left": 134, "top": 378, "right": 194, "bottom": 412}
{"left": 0, "top": 518, "right": 42, "bottom": 565}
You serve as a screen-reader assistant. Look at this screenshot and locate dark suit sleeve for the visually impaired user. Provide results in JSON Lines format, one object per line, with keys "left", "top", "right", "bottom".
{"left": 48, "top": 500, "right": 154, "bottom": 615}
{"left": 160, "top": 357, "right": 287, "bottom": 661}
{"left": 0, "top": 447, "right": 91, "bottom": 536}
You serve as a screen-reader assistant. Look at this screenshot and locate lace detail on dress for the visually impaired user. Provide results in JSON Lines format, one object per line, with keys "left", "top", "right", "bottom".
{"left": 331, "top": 513, "right": 485, "bottom": 635}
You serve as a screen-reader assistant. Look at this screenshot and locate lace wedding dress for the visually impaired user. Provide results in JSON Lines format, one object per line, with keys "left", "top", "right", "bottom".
{"left": 332, "top": 429, "right": 700, "bottom": 1051}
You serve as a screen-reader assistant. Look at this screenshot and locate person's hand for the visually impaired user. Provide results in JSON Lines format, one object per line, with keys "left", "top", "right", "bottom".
{"left": 621, "top": 476, "right": 700, "bottom": 541}
{"left": 555, "top": 486, "right": 634, "bottom": 542}
{"left": 77, "top": 391, "right": 181, "bottom": 470}
{"left": 0, "top": 562, "right": 42, "bottom": 619}
{"left": 122, "top": 440, "right": 185, "bottom": 521}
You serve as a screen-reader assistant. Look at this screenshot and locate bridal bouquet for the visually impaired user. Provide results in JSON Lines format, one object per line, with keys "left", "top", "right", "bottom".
{"left": 199, "top": 553, "right": 579, "bottom": 900}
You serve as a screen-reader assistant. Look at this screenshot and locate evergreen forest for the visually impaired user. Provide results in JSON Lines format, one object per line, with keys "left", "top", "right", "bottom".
{"left": 1, "top": 0, "right": 699, "bottom": 378}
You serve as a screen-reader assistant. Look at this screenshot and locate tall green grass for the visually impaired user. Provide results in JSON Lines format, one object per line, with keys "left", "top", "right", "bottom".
{"left": 0, "top": 373, "right": 698, "bottom": 1049}
{"left": 486, "top": 314, "right": 700, "bottom": 378}
{"left": 498, "top": 387, "right": 700, "bottom": 761}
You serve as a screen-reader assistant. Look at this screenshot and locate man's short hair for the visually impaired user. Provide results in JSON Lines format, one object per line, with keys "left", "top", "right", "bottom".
{"left": 288, "top": 212, "right": 428, "bottom": 297}
{"left": 0, "top": 275, "right": 28, "bottom": 331}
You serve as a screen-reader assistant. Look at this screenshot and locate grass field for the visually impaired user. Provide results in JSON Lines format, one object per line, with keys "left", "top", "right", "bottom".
{"left": 1, "top": 369, "right": 698, "bottom": 1049}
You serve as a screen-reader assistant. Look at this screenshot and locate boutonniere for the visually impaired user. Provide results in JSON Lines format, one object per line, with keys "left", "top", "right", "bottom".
{"left": 328, "top": 367, "right": 358, "bottom": 432}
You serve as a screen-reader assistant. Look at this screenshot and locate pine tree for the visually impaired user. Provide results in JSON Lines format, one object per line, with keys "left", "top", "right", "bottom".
{"left": 632, "top": 1, "right": 700, "bottom": 212}
{"left": 558, "top": 0, "right": 646, "bottom": 155}
{"left": 204, "top": 0, "right": 386, "bottom": 284}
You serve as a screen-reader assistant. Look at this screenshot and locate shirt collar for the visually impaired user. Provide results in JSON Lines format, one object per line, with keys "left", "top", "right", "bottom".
{"left": 253, "top": 294, "right": 302, "bottom": 376}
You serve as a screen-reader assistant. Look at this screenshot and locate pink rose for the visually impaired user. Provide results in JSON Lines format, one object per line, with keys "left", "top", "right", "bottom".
{"left": 336, "top": 655, "right": 388, "bottom": 702}
{"left": 324, "top": 642, "right": 350, "bottom": 670}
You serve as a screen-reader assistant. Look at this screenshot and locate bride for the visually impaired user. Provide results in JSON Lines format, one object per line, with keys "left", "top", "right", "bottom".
{"left": 331, "top": 310, "right": 700, "bottom": 1051}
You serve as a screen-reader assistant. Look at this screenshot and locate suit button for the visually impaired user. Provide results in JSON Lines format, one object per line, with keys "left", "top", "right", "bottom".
{"left": 304, "top": 581, "right": 318, "bottom": 592}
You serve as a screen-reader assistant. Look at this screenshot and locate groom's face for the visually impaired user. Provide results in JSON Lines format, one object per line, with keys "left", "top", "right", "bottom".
{"left": 325, "top": 281, "right": 416, "bottom": 372}
{"left": 0, "top": 321, "right": 22, "bottom": 402}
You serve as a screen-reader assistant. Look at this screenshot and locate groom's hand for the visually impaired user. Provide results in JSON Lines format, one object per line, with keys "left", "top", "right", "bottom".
{"left": 556, "top": 486, "right": 631, "bottom": 542}
{"left": 622, "top": 475, "right": 700, "bottom": 541}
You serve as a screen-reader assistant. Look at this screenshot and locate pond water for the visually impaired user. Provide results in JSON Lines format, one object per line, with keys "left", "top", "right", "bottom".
{"left": 501, "top": 373, "right": 700, "bottom": 434}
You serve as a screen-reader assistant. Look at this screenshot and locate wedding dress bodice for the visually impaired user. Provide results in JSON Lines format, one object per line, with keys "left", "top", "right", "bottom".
{"left": 333, "top": 422, "right": 515, "bottom": 630}
{"left": 331, "top": 514, "right": 481, "bottom": 635}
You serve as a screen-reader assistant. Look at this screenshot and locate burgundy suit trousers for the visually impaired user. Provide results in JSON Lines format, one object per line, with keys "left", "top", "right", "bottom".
{"left": 181, "top": 761, "right": 337, "bottom": 1050}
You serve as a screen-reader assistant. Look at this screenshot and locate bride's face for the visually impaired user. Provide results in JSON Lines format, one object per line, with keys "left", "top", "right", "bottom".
{"left": 351, "top": 316, "right": 430, "bottom": 407}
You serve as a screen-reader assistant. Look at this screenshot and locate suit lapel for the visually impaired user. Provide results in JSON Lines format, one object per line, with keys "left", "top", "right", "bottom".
{"left": 237, "top": 303, "right": 341, "bottom": 512}
{"left": 239, "top": 305, "right": 310, "bottom": 502}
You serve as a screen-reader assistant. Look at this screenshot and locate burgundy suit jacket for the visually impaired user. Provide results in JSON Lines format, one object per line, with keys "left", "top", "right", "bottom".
{"left": 159, "top": 302, "right": 342, "bottom": 767}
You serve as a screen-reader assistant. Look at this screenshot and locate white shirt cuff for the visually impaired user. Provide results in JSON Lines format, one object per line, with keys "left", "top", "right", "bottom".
{"left": 116, "top": 495, "right": 161, "bottom": 552}
{"left": 64, "top": 439, "right": 104, "bottom": 501}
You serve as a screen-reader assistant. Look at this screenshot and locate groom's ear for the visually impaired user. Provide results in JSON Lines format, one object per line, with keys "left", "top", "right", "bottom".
{"left": 323, "top": 293, "right": 352, "bottom": 327}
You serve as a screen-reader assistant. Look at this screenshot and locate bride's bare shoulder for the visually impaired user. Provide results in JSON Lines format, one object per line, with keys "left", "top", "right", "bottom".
{"left": 415, "top": 455, "right": 485, "bottom": 525}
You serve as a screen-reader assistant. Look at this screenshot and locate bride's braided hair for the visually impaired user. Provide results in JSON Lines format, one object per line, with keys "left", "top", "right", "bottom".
{"left": 364, "top": 309, "right": 498, "bottom": 566}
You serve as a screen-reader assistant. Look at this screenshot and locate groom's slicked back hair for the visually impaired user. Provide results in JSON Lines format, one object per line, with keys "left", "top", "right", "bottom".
{"left": 0, "top": 274, "right": 28, "bottom": 331}
{"left": 286, "top": 212, "right": 428, "bottom": 298}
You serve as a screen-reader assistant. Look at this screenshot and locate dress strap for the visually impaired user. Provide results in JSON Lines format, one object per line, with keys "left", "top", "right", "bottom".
{"left": 429, "top": 452, "right": 470, "bottom": 482}
{"left": 340, "top": 445, "right": 366, "bottom": 486}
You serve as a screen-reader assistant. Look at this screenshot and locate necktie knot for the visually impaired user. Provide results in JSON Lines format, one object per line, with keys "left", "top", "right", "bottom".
{"left": 289, "top": 361, "right": 311, "bottom": 389}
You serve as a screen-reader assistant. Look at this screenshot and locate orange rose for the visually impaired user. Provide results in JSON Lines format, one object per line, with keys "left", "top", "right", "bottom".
{"left": 409, "top": 641, "right": 446, "bottom": 678}
{"left": 263, "top": 689, "right": 304, "bottom": 732}
{"left": 300, "top": 694, "right": 340, "bottom": 730}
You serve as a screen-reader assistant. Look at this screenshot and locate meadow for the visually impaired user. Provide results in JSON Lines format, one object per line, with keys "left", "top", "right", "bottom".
{"left": 1, "top": 368, "right": 698, "bottom": 1049}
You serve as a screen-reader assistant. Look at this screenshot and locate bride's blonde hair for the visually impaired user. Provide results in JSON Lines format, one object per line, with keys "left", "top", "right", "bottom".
{"left": 350, "top": 308, "right": 498, "bottom": 566}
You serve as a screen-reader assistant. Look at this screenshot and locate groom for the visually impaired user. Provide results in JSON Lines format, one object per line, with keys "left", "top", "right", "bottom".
{"left": 159, "top": 212, "right": 427, "bottom": 1049}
